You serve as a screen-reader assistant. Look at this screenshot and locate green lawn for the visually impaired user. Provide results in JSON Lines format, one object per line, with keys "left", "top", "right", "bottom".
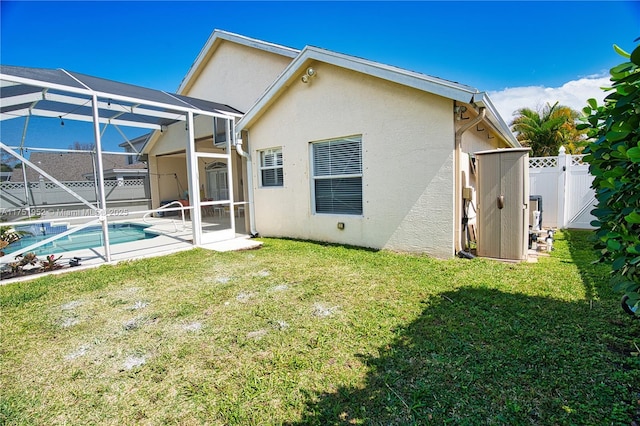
{"left": 1, "top": 230, "right": 639, "bottom": 425}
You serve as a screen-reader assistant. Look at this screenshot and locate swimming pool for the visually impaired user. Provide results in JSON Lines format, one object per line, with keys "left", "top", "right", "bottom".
{"left": 4, "top": 223, "right": 158, "bottom": 256}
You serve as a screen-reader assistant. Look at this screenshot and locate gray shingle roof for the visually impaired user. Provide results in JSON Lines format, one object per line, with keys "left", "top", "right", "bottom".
{"left": 10, "top": 152, "right": 145, "bottom": 182}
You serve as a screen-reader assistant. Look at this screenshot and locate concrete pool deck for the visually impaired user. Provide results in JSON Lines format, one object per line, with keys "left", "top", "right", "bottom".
{"left": 0, "top": 216, "right": 261, "bottom": 285}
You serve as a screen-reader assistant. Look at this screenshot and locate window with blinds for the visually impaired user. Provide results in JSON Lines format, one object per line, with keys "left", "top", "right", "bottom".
{"left": 312, "top": 136, "right": 362, "bottom": 215}
{"left": 260, "top": 148, "right": 283, "bottom": 187}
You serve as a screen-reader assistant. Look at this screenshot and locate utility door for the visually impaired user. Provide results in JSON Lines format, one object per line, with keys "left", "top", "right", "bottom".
{"left": 476, "top": 148, "right": 530, "bottom": 260}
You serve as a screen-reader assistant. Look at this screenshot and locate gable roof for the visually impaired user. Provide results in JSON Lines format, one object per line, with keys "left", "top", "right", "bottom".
{"left": 177, "top": 30, "right": 300, "bottom": 95}
{"left": 236, "top": 45, "right": 519, "bottom": 147}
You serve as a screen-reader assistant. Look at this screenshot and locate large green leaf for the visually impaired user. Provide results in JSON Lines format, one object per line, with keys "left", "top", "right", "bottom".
{"left": 607, "top": 239, "right": 622, "bottom": 251}
{"left": 625, "top": 210, "right": 640, "bottom": 224}
{"left": 627, "top": 147, "right": 640, "bottom": 161}
{"left": 614, "top": 44, "right": 631, "bottom": 58}
{"left": 612, "top": 256, "right": 627, "bottom": 271}
{"left": 630, "top": 45, "right": 640, "bottom": 65}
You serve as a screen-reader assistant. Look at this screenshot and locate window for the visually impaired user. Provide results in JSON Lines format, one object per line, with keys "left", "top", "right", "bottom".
{"left": 260, "top": 148, "right": 283, "bottom": 187}
{"left": 213, "top": 117, "right": 229, "bottom": 147}
{"left": 312, "top": 136, "right": 362, "bottom": 215}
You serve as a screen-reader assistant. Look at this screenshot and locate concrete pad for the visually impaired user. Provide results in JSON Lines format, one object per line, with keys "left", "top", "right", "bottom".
{"left": 201, "top": 236, "right": 263, "bottom": 252}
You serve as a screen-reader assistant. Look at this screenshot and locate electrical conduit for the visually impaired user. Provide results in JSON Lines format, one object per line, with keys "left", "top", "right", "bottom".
{"left": 454, "top": 106, "right": 485, "bottom": 255}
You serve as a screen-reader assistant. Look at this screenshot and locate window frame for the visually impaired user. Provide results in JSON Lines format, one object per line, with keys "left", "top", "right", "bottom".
{"left": 259, "top": 147, "right": 284, "bottom": 188}
{"left": 310, "top": 135, "right": 363, "bottom": 216}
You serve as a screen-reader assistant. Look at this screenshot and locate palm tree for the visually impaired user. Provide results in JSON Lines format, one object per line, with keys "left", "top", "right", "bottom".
{"left": 510, "top": 102, "right": 586, "bottom": 157}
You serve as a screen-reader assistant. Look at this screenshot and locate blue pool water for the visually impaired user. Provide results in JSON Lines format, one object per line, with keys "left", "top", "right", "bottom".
{"left": 4, "top": 223, "right": 158, "bottom": 256}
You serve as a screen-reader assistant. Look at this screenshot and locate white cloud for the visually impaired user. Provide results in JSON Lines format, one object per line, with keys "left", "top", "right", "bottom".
{"left": 488, "top": 76, "right": 611, "bottom": 123}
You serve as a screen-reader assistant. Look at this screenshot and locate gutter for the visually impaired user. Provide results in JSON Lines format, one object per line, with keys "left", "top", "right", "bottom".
{"left": 454, "top": 106, "right": 485, "bottom": 254}
{"left": 234, "top": 133, "right": 258, "bottom": 237}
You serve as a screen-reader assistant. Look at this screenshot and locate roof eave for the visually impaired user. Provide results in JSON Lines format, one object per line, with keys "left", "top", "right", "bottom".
{"left": 472, "top": 93, "right": 520, "bottom": 148}
{"left": 237, "top": 46, "right": 481, "bottom": 132}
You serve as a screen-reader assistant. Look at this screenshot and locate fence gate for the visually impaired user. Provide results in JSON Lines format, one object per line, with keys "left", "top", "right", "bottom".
{"left": 528, "top": 147, "right": 596, "bottom": 229}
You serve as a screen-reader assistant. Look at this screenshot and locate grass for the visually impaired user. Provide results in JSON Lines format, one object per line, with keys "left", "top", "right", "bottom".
{"left": 1, "top": 230, "right": 639, "bottom": 425}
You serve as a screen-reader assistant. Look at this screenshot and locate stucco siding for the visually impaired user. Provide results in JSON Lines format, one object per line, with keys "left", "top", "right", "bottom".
{"left": 149, "top": 40, "right": 291, "bottom": 158}
{"left": 248, "top": 63, "right": 456, "bottom": 258}
{"left": 186, "top": 41, "right": 293, "bottom": 113}
{"left": 153, "top": 156, "right": 189, "bottom": 203}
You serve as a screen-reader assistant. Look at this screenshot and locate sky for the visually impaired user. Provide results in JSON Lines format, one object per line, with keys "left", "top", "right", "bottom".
{"left": 1, "top": 1, "right": 639, "bottom": 152}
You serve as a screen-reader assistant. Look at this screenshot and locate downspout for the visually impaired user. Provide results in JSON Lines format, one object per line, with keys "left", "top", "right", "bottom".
{"left": 234, "top": 133, "right": 258, "bottom": 237}
{"left": 454, "top": 105, "right": 485, "bottom": 255}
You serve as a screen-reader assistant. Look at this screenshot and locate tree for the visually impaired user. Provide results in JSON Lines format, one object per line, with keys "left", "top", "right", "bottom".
{"left": 580, "top": 41, "right": 640, "bottom": 313}
{"left": 510, "top": 102, "right": 586, "bottom": 156}
{"left": 0, "top": 163, "right": 12, "bottom": 172}
{"left": 68, "top": 142, "right": 96, "bottom": 151}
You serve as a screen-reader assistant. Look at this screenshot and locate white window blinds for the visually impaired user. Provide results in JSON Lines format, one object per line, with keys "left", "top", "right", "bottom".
{"left": 260, "top": 148, "right": 283, "bottom": 187}
{"left": 312, "top": 136, "right": 362, "bottom": 215}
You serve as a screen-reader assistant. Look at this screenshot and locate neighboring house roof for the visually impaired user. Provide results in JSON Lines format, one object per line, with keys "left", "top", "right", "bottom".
{"left": 177, "top": 29, "right": 300, "bottom": 95}
{"left": 9, "top": 152, "right": 146, "bottom": 182}
{"left": 236, "top": 45, "right": 519, "bottom": 147}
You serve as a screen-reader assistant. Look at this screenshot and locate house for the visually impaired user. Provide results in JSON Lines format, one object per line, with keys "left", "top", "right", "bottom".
{"left": 9, "top": 152, "right": 147, "bottom": 182}
{"left": 119, "top": 133, "right": 151, "bottom": 165}
{"left": 144, "top": 30, "right": 520, "bottom": 258}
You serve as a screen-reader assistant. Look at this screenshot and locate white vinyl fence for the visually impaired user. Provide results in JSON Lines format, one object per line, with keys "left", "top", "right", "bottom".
{"left": 1, "top": 178, "right": 150, "bottom": 212}
{"left": 529, "top": 146, "right": 596, "bottom": 230}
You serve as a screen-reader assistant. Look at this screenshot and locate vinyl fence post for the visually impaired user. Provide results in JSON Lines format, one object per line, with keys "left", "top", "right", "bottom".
{"left": 556, "top": 146, "right": 569, "bottom": 229}
{"left": 38, "top": 175, "right": 45, "bottom": 206}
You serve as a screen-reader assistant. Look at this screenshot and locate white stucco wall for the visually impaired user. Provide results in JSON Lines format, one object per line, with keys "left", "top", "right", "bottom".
{"left": 247, "top": 63, "right": 457, "bottom": 258}
{"left": 150, "top": 156, "right": 189, "bottom": 203}
{"left": 185, "top": 41, "right": 293, "bottom": 113}
{"left": 147, "top": 40, "right": 293, "bottom": 210}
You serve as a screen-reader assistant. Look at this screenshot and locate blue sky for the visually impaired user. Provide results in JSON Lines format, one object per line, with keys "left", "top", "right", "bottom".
{"left": 1, "top": 1, "right": 639, "bottom": 151}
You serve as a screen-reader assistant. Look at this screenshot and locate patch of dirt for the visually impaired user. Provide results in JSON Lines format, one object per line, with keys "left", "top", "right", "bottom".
{"left": 236, "top": 292, "right": 254, "bottom": 303}
{"left": 123, "top": 317, "right": 145, "bottom": 331}
{"left": 61, "top": 300, "right": 83, "bottom": 310}
{"left": 182, "top": 322, "right": 202, "bottom": 332}
{"left": 127, "top": 301, "right": 148, "bottom": 310}
{"left": 122, "top": 355, "right": 146, "bottom": 370}
{"left": 247, "top": 329, "right": 267, "bottom": 340}
{"left": 269, "top": 284, "right": 288, "bottom": 292}
{"left": 272, "top": 320, "right": 289, "bottom": 330}
{"left": 65, "top": 345, "right": 89, "bottom": 360}
{"left": 312, "top": 303, "right": 340, "bottom": 318}
{"left": 60, "top": 317, "right": 80, "bottom": 328}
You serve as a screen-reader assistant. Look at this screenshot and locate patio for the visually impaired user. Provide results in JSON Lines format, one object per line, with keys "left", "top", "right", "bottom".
{"left": 1, "top": 210, "right": 259, "bottom": 285}
{"left": 1, "top": 65, "right": 248, "bottom": 277}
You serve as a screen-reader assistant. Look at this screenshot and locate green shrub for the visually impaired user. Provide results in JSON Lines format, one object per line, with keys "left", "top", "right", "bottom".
{"left": 581, "top": 40, "right": 640, "bottom": 311}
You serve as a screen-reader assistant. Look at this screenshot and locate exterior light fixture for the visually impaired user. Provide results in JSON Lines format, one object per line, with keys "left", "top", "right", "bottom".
{"left": 454, "top": 105, "right": 468, "bottom": 121}
{"left": 301, "top": 67, "right": 317, "bottom": 84}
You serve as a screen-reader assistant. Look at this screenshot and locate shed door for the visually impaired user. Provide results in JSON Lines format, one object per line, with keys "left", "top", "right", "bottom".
{"left": 477, "top": 150, "right": 529, "bottom": 260}
{"left": 499, "top": 152, "right": 527, "bottom": 258}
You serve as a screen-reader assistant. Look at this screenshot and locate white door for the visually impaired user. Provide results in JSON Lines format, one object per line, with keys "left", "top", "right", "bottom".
{"left": 199, "top": 159, "right": 234, "bottom": 243}
{"left": 206, "top": 162, "right": 229, "bottom": 200}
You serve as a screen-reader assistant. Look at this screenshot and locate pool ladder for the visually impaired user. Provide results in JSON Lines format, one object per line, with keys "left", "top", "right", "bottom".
{"left": 142, "top": 201, "right": 187, "bottom": 232}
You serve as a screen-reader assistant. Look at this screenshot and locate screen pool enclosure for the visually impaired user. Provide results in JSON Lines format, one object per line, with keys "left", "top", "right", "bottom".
{"left": 1, "top": 65, "right": 243, "bottom": 272}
